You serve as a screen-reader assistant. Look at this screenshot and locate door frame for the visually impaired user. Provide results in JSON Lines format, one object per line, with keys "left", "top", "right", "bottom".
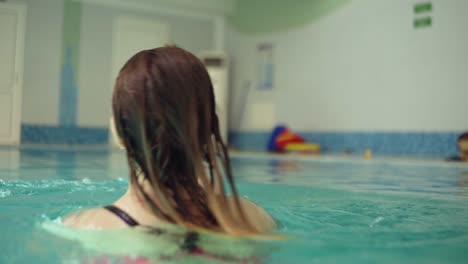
{"left": 0, "top": 3, "right": 26, "bottom": 145}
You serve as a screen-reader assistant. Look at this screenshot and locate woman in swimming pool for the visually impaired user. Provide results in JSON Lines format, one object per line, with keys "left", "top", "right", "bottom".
{"left": 64, "top": 46, "right": 275, "bottom": 236}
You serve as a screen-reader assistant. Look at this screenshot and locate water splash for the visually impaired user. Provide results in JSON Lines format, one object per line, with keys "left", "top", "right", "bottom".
{"left": 369, "top": 216, "right": 384, "bottom": 228}
{"left": 0, "top": 189, "right": 12, "bottom": 198}
{"left": 81, "top": 178, "right": 91, "bottom": 184}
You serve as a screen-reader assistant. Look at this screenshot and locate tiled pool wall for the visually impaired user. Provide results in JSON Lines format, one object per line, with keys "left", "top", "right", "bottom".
{"left": 21, "top": 125, "right": 108, "bottom": 145}
{"left": 228, "top": 131, "right": 461, "bottom": 157}
{"left": 19, "top": 125, "right": 461, "bottom": 157}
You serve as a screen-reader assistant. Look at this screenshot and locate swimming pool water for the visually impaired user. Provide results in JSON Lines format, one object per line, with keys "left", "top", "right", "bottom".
{"left": 1, "top": 147, "right": 467, "bottom": 263}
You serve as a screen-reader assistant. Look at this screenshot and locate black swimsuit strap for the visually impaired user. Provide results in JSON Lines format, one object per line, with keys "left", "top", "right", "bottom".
{"left": 104, "top": 205, "right": 139, "bottom": 227}
{"left": 103, "top": 206, "right": 201, "bottom": 253}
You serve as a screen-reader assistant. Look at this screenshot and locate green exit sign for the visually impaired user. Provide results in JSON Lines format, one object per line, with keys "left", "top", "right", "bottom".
{"left": 413, "top": 2, "right": 432, "bottom": 28}
{"left": 414, "top": 2, "right": 432, "bottom": 13}
{"left": 414, "top": 17, "right": 432, "bottom": 28}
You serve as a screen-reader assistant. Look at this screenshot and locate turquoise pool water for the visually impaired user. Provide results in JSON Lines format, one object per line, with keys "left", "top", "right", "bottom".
{"left": 1, "top": 148, "right": 468, "bottom": 263}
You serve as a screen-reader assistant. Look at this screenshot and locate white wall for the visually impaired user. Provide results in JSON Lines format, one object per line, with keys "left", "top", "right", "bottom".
{"left": 77, "top": 4, "right": 216, "bottom": 127}
{"left": 9, "top": 0, "right": 218, "bottom": 127}
{"left": 227, "top": 0, "right": 468, "bottom": 132}
{"left": 11, "top": 0, "right": 63, "bottom": 125}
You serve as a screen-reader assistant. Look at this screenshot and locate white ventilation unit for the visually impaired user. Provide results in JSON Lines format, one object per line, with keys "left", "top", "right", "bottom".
{"left": 200, "top": 52, "right": 229, "bottom": 141}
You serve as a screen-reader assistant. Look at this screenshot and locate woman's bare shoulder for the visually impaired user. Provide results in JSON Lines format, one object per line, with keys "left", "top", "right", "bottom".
{"left": 63, "top": 208, "right": 127, "bottom": 229}
{"left": 229, "top": 197, "right": 277, "bottom": 233}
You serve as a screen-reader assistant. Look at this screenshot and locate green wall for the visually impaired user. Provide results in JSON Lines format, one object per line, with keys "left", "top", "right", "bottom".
{"left": 61, "top": 0, "right": 82, "bottom": 70}
{"left": 229, "top": 0, "right": 350, "bottom": 34}
{"left": 59, "top": 0, "right": 82, "bottom": 126}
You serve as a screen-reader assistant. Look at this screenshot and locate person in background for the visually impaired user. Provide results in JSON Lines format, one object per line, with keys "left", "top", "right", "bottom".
{"left": 447, "top": 132, "right": 468, "bottom": 162}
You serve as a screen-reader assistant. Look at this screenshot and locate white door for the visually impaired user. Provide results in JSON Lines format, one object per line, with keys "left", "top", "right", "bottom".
{"left": 110, "top": 16, "right": 170, "bottom": 146}
{"left": 0, "top": 3, "right": 26, "bottom": 145}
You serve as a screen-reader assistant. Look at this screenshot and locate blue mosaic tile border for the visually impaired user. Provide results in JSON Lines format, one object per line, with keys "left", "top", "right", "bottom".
{"left": 19, "top": 126, "right": 461, "bottom": 156}
{"left": 228, "top": 131, "right": 270, "bottom": 152}
{"left": 228, "top": 131, "right": 461, "bottom": 156}
{"left": 21, "top": 124, "right": 108, "bottom": 145}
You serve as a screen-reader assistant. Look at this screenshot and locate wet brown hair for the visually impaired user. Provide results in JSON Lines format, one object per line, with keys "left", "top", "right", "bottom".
{"left": 112, "top": 46, "right": 259, "bottom": 235}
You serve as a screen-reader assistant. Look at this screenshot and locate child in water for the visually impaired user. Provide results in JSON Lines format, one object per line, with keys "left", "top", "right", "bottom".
{"left": 63, "top": 47, "right": 276, "bottom": 254}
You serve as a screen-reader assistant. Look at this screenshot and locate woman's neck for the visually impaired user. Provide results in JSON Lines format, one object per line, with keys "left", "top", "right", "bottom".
{"left": 113, "top": 183, "right": 165, "bottom": 226}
